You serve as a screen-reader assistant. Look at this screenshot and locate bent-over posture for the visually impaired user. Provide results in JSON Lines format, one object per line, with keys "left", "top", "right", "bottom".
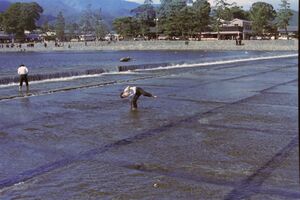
{"left": 120, "top": 86, "right": 156, "bottom": 110}
{"left": 17, "top": 64, "right": 29, "bottom": 91}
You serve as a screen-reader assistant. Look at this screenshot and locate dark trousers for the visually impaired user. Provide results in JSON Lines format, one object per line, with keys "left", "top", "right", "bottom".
{"left": 131, "top": 87, "right": 153, "bottom": 109}
{"left": 19, "top": 74, "right": 29, "bottom": 87}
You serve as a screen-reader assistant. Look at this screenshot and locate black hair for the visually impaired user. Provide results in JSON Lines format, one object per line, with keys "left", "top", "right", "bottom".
{"left": 120, "top": 92, "right": 124, "bottom": 98}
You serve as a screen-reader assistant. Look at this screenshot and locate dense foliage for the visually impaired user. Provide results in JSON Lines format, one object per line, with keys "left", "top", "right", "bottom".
{"left": 249, "top": 2, "right": 277, "bottom": 35}
{"left": 112, "top": 0, "right": 295, "bottom": 39}
{"left": 1, "top": 2, "right": 43, "bottom": 40}
{"left": 276, "top": 0, "right": 293, "bottom": 39}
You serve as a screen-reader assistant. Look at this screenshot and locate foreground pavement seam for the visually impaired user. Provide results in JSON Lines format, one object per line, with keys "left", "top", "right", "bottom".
{"left": 224, "top": 137, "right": 298, "bottom": 200}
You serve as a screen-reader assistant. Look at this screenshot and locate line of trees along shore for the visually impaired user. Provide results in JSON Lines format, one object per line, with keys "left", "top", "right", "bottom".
{"left": 0, "top": 0, "right": 295, "bottom": 41}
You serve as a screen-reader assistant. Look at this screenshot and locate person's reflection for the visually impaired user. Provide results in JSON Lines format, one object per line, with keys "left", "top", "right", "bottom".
{"left": 130, "top": 109, "right": 140, "bottom": 118}
{"left": 129, "top": 109, "right": 143, "bottom": 130}
{"left": 18, "top": 89, "right": 30, "bottom": 97}
{"left": 16, "top": 95, "right": 31, "bottom": 123}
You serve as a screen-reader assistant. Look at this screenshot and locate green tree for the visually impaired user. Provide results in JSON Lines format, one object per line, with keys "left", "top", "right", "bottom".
{"left": 211, "top": 0, "right": 235, "bottom": 39}
{"left": 0, "top": 13, "right": 3, "bottom": 30}
{"left": 93, "top": 9, "right": 109, "bottom": 40}
{"left": 193, "top": 0, "right": 211, "bottom": 40}
{"left": 158, "top": 0, "right": 174, "bottom": 19}
{"left": 2, "top": 2, "right": 43, "bottom": 40}
{"left": 158, "top": 0, "right": 187, "bottom": 37}
{"left": 276, "top": 0, "right": 293, "bottom": 39}
{"left": 79, "top": 6, "right": 108, "bottom": 40}
{"left": 131, "top": 0, "right": 156, "bottom": 37}
{"left": 176, "top": 6, "right": 196, "bottom": 38}
{"left": 55, "top": 11, "right": 65, "bottom": 41}
{"left": 230, "top": 6, "right": 250, "bottom": 20}
{"left": 66, "top": 22, "right": 79, "bottom": 40}
{"left": 42, "top": 20, "right": 49, "bottom": 32}
{"left": 80, "top": 5, "right": 95, "bottom": 34}
{"left": 216, "top": 6, "right": 250, "bottom": 21}
{"left": 249, "top": 2, "right": 276, "bottom": 36}
{"left": 113, "top": 17, "right": 139, "bottom": 39}
{"left": 95, "top": 20, "right": 109, "bottom": 40}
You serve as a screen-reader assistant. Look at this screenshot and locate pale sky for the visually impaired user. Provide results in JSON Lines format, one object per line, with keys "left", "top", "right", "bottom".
{"left": 126, "top": 0, "right": 299, "bottom": 10}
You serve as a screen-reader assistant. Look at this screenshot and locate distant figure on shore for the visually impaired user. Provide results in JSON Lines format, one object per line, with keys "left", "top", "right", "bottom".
{"left": 236, "top": 35, "right": 242, "bottom": 45}
{"left": 17, "top": 64, "right": 29, "bottom": 91}
{"left": 120, "top": 86, "right": 157, "bottom": 110}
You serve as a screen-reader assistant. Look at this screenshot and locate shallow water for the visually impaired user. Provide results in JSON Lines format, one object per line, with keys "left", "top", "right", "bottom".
{"left": 0, "top": 51, "right": 298, "bottom": 199}
{"left": 0, "top": 50, "right": 295, "bottom": 77}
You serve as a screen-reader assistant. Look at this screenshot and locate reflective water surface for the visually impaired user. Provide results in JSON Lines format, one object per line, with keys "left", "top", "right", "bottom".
{"left": 0, "top": 50, "right": 298, "bottom": 199}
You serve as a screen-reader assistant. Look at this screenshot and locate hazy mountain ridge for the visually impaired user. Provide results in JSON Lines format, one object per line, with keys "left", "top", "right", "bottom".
{"left": 0, "top": 0, "right": 139, "bottom": 20}
{"left": 0, "top": 0, "right": 11, "bottom": 12}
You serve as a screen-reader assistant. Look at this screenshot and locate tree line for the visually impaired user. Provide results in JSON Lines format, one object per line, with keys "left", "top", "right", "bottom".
{"left": 0, "top": 0, "right": 294, "bottom": 41}
{"left": 113, "top": 0, "right": 294, "bottom": 39}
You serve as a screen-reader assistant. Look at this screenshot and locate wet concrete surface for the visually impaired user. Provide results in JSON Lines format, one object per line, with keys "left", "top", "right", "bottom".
{"left": 0, "top": 57, "right": 298, "bottom": 199}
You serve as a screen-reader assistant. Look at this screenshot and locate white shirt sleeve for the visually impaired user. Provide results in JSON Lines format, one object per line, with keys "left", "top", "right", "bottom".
{"left": 123, "top": 86, "right": 130, "bottom": 93}
{"left": 123, "top": 86, "right": 136, "bottom": 97}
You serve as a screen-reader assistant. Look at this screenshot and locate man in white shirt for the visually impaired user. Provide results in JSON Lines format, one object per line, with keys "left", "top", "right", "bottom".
{"left": 17, "top": 64, "right": 29, "bottom": 91}
{"left": 120, "top": 86, "right": 157, "bottom": 110}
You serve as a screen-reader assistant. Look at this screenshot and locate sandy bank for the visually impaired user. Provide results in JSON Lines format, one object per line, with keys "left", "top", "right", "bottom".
{"left": 0, "top": 40, "right": 298, "bottom": 52}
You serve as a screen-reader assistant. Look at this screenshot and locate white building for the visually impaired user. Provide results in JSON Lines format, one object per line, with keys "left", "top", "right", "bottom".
{"left": 201, "top": 18, "right": 253, "bottom": 40}
{"left": 228, "top": 18, "right": 252, "bottom": 39}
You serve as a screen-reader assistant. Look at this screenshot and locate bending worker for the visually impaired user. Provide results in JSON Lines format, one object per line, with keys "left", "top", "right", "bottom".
{"left": 120, "top": 86, "right": 157, "bottom": 110}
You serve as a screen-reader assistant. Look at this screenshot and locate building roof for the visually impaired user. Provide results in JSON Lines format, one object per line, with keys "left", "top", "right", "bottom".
{"left": 231, "top": 18, "right": 252, "bottom": 23}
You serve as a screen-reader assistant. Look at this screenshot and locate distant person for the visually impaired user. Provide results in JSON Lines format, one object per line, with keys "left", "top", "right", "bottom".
{"left": 120, "top": 86, "right": 157, "bottom": 110}
{"left": 236, "top": 35, "right": 241, "bottom": 45}
{"left": 236, "top": 35, "right": 242, "bottom": 45}
{"left": 17, "top": 64, "right": 29, "bottom": 91}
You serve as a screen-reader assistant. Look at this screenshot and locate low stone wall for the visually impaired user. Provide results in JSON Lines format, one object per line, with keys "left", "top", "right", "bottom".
{"left": 0, "top": 40, "right": 298, "bottom": 52}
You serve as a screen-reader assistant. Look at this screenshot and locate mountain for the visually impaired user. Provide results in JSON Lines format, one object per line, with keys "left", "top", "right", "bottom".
{"left": 1, "top": 0, "right": 139, "bottom": 16}
{"left": 0, "top": 0, "right": 11, "bottom": 12}
{"left": 1, "top": 0, "right": 140, "bottom": 27}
